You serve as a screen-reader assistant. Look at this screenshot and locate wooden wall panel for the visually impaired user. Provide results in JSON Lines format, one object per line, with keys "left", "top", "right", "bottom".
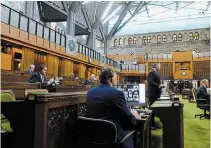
{"left": 1, "top": 53, "right": 12, "bottom": 70}
{"left": 43, "top": 39, "right": 50, "bottom": 49}
{"left": 56, "top": 44, "right": 60, "bottom": 52}
{"left": 19, "top": 30, "right": 28, "bottom": 42}
{"left": 50, "top": 42, "right": 56, "bottom": 50}
{"left": 9, "top": 26, "right": 20, "bottom": 39}
{"left": 172, "top": 51, "right": 192, "bottom": 62}
{"left": 28, "top": 34, "right": 37, "bottom": 45}
{"left": 1, "top": 23, "right": 9, "bottom": 36}
{"left": 60, "top": 47, "right": 65, "bottom": 53}
{"left": 37, "top": 37, "right": 44, "bottom": 47}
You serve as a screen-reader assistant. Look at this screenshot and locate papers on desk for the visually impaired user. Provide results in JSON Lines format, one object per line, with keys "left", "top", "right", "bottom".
{"left": 150, "top": 100, "right": 173, "bottom": 107}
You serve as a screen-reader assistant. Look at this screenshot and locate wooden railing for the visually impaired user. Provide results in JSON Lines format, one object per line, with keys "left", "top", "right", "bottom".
{"left": 1, "top": 3, "right": 119, "bottom": 69}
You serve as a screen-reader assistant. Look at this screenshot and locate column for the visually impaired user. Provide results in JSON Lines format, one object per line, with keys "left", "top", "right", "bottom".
{"left": 67, "top": 10, "right": 75, "bottom": 36}
{"left": 24, "top": 1, "right": 35, "bottom": 19}
{"left": 86, "top": 28, "right": 96, "bottom": 50}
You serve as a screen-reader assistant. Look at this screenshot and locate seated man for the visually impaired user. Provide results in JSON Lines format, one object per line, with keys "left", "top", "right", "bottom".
{"left": 85, "top": 68, "right": 140, "bottom": 148}
{"left": 87, "top": 74, "right": 96, "bottom": 85}
{"left": 25, "top": 64, "right": 35, "bottom": 75}
{"left": 197, "top": 79, "right": 210, "bottom": 101}
{"left": 29, "top": 64, "right": 48, "bottom": 84}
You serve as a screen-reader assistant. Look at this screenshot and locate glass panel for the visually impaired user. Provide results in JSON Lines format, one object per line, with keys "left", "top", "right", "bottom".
{"left": 80, "top": 45, "right": 83, "bottom": 53}
{"left": 86, "top": 48, "right": 89, "bottom": 56}
{"left": 10, "top": 10, "right": 19, "bottom": 28}
{"left": 50, "top": 30, "right": 55, "bottom": 42}
{"left": 83, "top": 46, "right": 86, "bottom": 55}
{"left": 44, "top": 27, "right": 50, "bottom": 40}
{"left": 1, "top": 6, "right": 10, "bottom": 23}
{"left": 61, "top": 35, "right": 65, "bottom": 47}
{"left": 20, "top": 15, "right": 28, "bottom": 31}
{"left": 29, "top": 19, "right": 36, "bottom": 34}
{"left": 37, "top": 23, "right": 43, "bottom": 38}
{"left": 56, "top": 33, "right": 60, "bottom": 45}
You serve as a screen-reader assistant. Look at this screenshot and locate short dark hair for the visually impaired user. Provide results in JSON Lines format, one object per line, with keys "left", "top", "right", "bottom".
{"left": 37, "top": 64, "right": 47, "bottom": 72}
{"left": 99, "top": 68, "right": 114, "bottom": 84}
{"left": 152, "top": 63, "right": 160, "bottom": 68}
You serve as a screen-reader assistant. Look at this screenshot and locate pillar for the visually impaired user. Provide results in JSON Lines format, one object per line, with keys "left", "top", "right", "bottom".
{"left": 86, "top": 28, "right": 96, "bottom": 50}
{"left": 67, "top": 10, "right": 75, "bottom": 36}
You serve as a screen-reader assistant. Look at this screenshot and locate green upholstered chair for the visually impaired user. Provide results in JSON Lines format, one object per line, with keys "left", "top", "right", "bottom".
{"left": 0, "top": 90, "right": 15, "bottom": 133}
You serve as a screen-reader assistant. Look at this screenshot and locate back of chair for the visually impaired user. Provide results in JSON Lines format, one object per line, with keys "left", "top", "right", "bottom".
{"left": 192, "top": 88, "right": 198, "bottom": 104}
{"left": 76, "top": 116, "right": 117, "bottom": 145}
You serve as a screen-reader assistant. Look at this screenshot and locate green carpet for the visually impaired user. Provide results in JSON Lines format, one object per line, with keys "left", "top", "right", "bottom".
{"left": 151, "top": 98, "right": 210, "bottom": 148}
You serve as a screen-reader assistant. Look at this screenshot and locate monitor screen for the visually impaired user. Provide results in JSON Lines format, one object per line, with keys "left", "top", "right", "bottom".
{"left": 117, "top": 84, "right": 146, "bottom": 106}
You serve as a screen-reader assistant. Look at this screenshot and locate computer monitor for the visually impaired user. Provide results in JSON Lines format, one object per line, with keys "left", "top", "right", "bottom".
{"left": 116, "top": 84, "right": 146, "bottom": 106}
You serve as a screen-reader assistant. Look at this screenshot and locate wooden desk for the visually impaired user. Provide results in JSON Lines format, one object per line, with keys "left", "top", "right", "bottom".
{"left": 136, "top": 113, "right": 152, "bottom": 148}
{"left": 1, "top": 92, "right": 87, "bottom": 148}
{"left": 41, "top": 84, "right": 90, "bottom": 93}
{"left": 1, "top": 81, "right": 40, "bottom": 99}
{"left": 150, "top": 100, "right": 184, "bottom": 148}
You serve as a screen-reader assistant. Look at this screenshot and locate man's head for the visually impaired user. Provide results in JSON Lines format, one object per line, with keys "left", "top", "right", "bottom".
{"left": 152, "top": 63, "right": 161, "bottom": 72}
{"left": 99, "top": 68, "right": 117, "bottom": 87}
{"left": 201, "top": 79, "right": 209, "bottom": 88}
{"left": 37, "top": 64, "right": 47, "bottom": 75}
{"left": 29, "top": 64, "right": 35, "bottom": 72}
{"left": 91, "top": 74, "right": 96, "bottom": 80}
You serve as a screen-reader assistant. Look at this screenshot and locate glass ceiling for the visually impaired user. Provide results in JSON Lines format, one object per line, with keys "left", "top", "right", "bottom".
{"left": 108, "top": 1, "right": 211, "bottom": 36}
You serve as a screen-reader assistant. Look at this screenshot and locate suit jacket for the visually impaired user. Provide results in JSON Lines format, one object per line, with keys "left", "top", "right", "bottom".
{"left": 197, "top": 85, "right": 210, "bottom": 100}
{"left": 29, "top": 72, "right": 45, "bottom": 83}
{"left": 147, "top": 69, "right": 161, "bottom": 99}
{"left": 86, "top": 84, "right": 136, "bottom": 148}
{"left": 25, "top": 69, "right": 33, "bottom": 75}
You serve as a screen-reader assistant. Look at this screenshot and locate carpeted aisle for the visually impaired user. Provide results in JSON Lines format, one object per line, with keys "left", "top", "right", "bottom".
{"left": 151, "top": 98, "right": 210, "bottom": 148}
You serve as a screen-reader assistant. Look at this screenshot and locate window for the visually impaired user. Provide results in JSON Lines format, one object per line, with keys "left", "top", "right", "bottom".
{"left": 162, "top": 35, "right": 166, "bottom": 42}
{"left": 128, "top": 37, "right": 132, "bottom": 45}
{"left": 178, "top": 33, "right": 182, "bottom": 41}
{"left": 142, "top": 36, "right": 146, "bottom": 43}
{"left": 194, "top": 32, "right": 199, "bottom": 40}
{"left": 133, "top": 37, "right": 137, "bottom": 44}
{"left": 157, "top": 35, "right": 161, "bottom": 43}
{"left": 172, "top": 34, "right": 177, "bottom": 41}
{"left": 114, "top": 39, "right": 118, "bottom": 46}
{"left": 119, "top": 38, "right": 123, "bottom": 45}
{"left": 147, "top": 36, "right": 151, "bottom": 43}
{"left": 189, "top": 32, "right": 193, "bottom": 40}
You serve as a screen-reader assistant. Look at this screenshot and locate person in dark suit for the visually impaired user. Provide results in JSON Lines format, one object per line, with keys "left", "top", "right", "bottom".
{"left": 147, "top": 63, "right": 165, "bottom": 129}
{"left": 86, "top": 68, "right": 140, "bottom": 148}
{"left": 29, "top": 64, "right": 47, "bottom": 84}
{"left": 25, "top": 64, "right": 35, "bottom": 75}
{"left": 197, "top": 79, "right": 210, "bottom": 101}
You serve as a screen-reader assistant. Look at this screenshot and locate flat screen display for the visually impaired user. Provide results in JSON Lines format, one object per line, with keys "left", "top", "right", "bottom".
{"left": 117, "top": 84, "right": 146, "bottom": 106}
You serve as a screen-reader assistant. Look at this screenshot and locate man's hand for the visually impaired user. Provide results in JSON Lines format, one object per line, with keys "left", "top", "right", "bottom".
{"left": 131, "top": 109, "right": 141, "bottom": 119}
{"left": 159, "top": 84, "right": 165, "bottom": 89}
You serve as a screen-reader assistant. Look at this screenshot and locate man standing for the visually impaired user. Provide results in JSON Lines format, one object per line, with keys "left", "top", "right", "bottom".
{"left": 86, "top": 68, "right": 140, "bottom": 148}
{"left": 197, "top": 79, "right": 210, "bottom": 101}
{"left": 147, "top": 63, "right": 165, "bottom": 129}
{"left": 25, "top": 64, "right": 35, "bottom": 75}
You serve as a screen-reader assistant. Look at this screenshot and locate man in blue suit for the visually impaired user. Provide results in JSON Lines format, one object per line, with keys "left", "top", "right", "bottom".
{"left": 197, "top": 79, "right": 210, "bottom": 101}
{"left": 86, "top": 68, "right": 140, "bottom": 148}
